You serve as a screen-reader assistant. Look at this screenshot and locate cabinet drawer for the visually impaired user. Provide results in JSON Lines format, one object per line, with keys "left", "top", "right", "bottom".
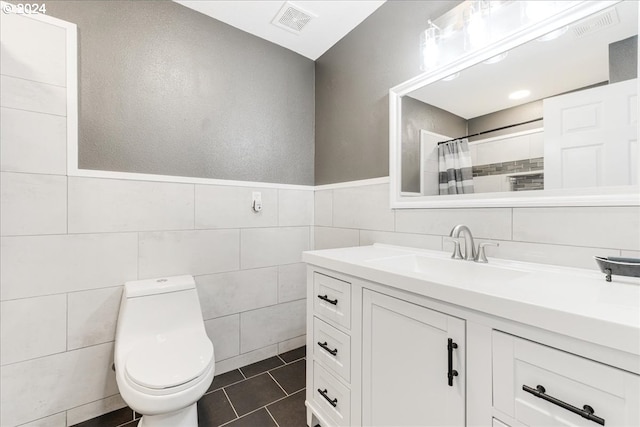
{"left": 313, "top": 316, "right": 351, "bottom": 383}
{"left": 313, "top": 272, "right": 351, "bottom": 329}
{"left": 312, "top": 361, "right": 351, "bottom": 427}
{"left": 493, "top": 331, "right": 640, "bottom": 426}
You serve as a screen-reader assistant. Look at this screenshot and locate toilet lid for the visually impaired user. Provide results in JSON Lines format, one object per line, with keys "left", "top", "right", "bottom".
{"left": 125, "top": 332, "right": 213, "bottom": 389}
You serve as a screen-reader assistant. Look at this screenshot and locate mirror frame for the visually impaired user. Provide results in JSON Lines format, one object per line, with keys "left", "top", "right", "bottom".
{"left": 389, "top": 0, "right": 639, "bottom": 209}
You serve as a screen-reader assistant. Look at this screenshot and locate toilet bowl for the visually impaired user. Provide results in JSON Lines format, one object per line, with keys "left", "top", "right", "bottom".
{"left": 115, "top": 275, "right": 215, "bottom": 427}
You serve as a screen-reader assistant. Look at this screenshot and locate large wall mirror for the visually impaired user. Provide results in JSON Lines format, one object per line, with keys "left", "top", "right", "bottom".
{"left": 390, "top": 0, "right": 639, "bottom": 208}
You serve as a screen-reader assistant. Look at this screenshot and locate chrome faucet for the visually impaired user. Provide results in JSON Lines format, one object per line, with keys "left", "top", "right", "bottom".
{"left": 447, "top": 224, "right": 499, "bottom": 263}
{"left": 448, "top": 224, "right": 477, "bottom": 261}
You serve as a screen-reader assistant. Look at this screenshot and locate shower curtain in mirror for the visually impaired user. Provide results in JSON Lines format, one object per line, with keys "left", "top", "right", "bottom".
{"left": 438, "top": 138, "right": 474, "bottom": 195}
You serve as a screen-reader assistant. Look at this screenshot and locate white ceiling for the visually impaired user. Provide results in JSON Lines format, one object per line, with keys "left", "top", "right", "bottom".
{"left": 409, "top": 1, "right": 638, "bottom": 119}
{"left": 175, "top": 0, "right": 386, "bottom": 60}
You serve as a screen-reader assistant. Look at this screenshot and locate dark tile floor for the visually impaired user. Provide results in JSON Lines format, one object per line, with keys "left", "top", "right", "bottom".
{"left": 73, "top": 346, "right": 307, "bottom": 427}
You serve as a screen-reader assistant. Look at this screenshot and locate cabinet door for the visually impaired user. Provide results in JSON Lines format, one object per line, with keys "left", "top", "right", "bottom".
{"left": 362, "top": 289, "right": 465, "bottom": 427}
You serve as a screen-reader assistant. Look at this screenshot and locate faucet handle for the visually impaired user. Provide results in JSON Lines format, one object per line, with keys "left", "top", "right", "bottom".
{"left": 444, "top": 237, "right": 464, "bottom": 260}
{"left": 475, "top": 242, "right": 499, "bottom": 263}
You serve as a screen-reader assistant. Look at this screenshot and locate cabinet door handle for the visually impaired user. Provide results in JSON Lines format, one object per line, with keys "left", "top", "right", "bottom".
{"left": 317, "top": 294, "right": 338, "bottom": 305}
{"left": 317, "top": 341, "right": 338, "bottom": 356}
{"left": 447, "top": 338, "right": 458, "bottom": 387}
{"left": 522, "top": 384, "right": 605, "bottom": 426}
{"left": 317, "top": 388, "right": 338, "bottom": 407}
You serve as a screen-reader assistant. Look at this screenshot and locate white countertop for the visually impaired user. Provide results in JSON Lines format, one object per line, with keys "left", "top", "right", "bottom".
{"left": 303, "top": 244, "right": 640, "bottom": 357}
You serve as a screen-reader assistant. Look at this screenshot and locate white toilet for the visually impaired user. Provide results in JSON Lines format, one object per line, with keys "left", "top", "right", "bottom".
{"left": 115, "top": 275, "right": 215, "bottom": 427}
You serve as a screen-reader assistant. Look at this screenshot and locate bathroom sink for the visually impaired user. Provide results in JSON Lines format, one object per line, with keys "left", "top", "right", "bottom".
{"left": 367, "top": 253, "right": 530, "bottom": 286}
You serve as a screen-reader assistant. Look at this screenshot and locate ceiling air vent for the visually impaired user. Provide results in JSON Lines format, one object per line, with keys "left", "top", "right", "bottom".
{"left": 272, "top": 1, "right": 316, "bottom": 34}
{"left": 572, "top": 8, "right": 619, "bottom": 38}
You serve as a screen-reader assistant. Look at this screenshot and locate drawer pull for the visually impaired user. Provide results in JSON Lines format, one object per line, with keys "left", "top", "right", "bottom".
{"left": 522, "top": 384, "right": 605, "bottom": 426}
{"left": 447, "top": 338, "right": 458, "bottom": 387}
{"left": 318, "top": 341, "right": 338, "bottom": 356}
{"left": 317, "top": 388, "right": 338, "bottom": 407}
{"left": 317, "top": 294, "right": 338, "bottom": 305}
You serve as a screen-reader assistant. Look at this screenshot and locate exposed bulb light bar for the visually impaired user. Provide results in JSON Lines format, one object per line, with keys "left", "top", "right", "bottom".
{"left": 420, "top": 20, "right": 441, "bottom": 70}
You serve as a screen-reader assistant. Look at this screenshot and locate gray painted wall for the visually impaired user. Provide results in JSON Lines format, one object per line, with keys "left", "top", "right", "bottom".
{"left": 46, "top": 1, "right": 315, "bottom": 185}
{"left": 401, "top": 96, "right": 466, "bottom": 192}
{"left": 467, "top": 101, "right": 544, "bottom": 140}
{"left": 609, "top": 35, "right": 638, "bottom": 84}
{"left": 315, "top": 1, "right": 461, "bottom": 185}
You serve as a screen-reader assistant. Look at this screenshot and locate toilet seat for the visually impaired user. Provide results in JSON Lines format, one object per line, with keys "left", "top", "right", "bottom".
{"left": 125, "top": 332, "right": 213, "bottom": 395}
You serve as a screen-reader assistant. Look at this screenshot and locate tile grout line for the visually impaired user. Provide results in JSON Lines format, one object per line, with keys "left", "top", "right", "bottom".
{"left": 267, "top": 371, "right": 289, "bottom": 396}
{"left": 222, "top": 387, "right": 240, "bottom": 420}
{"left": 265, "top": 407, "right": 281, "bottom": 427}
{"left": 217, "top": 389, "right": 304, "bottom": 427}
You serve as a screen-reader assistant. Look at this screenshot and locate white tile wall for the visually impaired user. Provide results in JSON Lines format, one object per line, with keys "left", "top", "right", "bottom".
{"left": 277, "top": 335, "right": 307, "bottom": 354}
{"left": 240, "top": 227, "right": 310, "bottom": 269}
{"left": 395, "top": 207, "right": 513, "bottom": 239}
{"left": 359, "top": 230, "right": 442, "bottom": 250}
{"left": 65, "top": 394, "right": 126, "bottom": 426}
{"left": 279, "top": 189, "right": 313, "bottom": 226}
{"left": 1, "top": 12, "right": 66, "bottom": 86}
{"left": 319, "top": 182, "right": 637, "bottom": 270}
{"left": 214, "top": 344, "right": 278, "bottom": 375}
{"left": 67, "top": 287, "right": 123, "bottom": 350}
{"left": 314, "top": 226, "right": 360, "bottom": 250}
{"left": 0, "top": 233, "right": 138, "bottom": 300}
{"left": 621, "top": 250, "right": 640, "bottom": 258}
{"left": 513, "top": 207, "right": 640, "bottom": 250}
{"left": 277, "top": 263, "right": 307, "bottom": 303}
{"left": 196, "top": 267, "right": 278, "bottom": 320}
{"left": 68, "top": 178, "right": 194, "bottom": 233}
{"left": 138, "top": 229, "right": 240, "bottom": 278}
{"left": 475, "top": 134, "right": 531, "bottom": 165}
{"left": 0, "top": 75, "right": 66, "bottom": 116}
{"left": 240, "top": 299, "right": 306, "bottom": 353}
{"left": 1, "top": 172, "right": 67, "bottom": 236}
{"left": 0, "top": 343, "right": 118, "bottom": 426}
{"left": 195, "top": 185, "right": 278, "bottom": 229}
{"left": 314, "top": 190, "right": 333, "bottom": 227}
{"left": 1, "top": 294, "right": 67, "bottom": 365}
{"left": 0, "top": 107, "right": 66, "bottom": 175}
{"left": 17, "top": 413, "right": 66, "bottom": 427}
{"left": 470, "top": 239, "right": 620, "bottom": 270}
{"left": 204, "top": 315, "right": 240, "bottom": 362}
{"left": 332, "top": 184, "right": 394, "bottom": 231}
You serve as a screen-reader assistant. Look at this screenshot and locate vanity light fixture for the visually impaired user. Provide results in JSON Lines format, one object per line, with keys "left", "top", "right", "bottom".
{"left": 466, "top": 5, "right": 489, "bottom": 48}
{"left": 508, "top": 89, "right": 531, "bottom": 100}
{"left": 420, "top": 20, "right": 441, "bottom": 70}
{"left": 525, "top": 1, "right": 562, "bottom": 22}
{"left": 419, "top": 0, "right": 576, "bottom": 72}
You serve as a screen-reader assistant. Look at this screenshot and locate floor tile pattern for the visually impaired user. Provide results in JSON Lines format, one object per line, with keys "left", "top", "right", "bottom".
{"left": 72, "top": 346, "right": 307, "bottom": 427}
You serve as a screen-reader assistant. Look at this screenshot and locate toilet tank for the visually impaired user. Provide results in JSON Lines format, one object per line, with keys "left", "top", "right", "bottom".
{"left": 115, "top": 275, "right": 207, "bottom": 350}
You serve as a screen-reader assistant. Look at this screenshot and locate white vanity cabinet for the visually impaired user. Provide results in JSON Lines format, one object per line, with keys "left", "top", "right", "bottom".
{"left": 307, "top": 271, "right": 355, "bottom": 427}
{"left": 304, "top": 245, "right": 640, "bottom": 427}
{"left": 492, "top": 331, "right": 640, "bottom": 427}
{"left": 362, "top": 290, "right": 465, "bottom": 426}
